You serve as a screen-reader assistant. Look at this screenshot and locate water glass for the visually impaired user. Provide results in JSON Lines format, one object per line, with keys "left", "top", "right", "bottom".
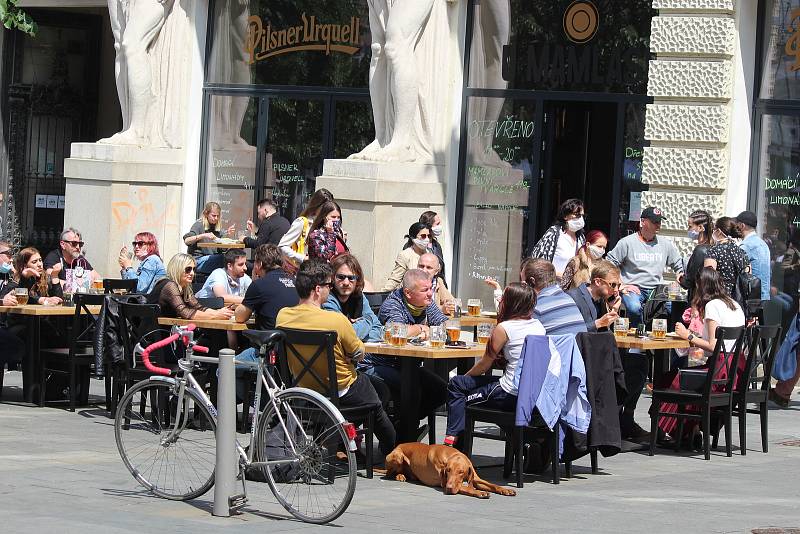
{"left": 430, "top": 325, "right": 446, "bottom": 348}
{"left": 453, "top": 298, "right": 463, "bottom": 318}
{"left": 477, "top": 323, "right": 491, "bottom": 344}
{"left": 467, "top": 298, "right": 481, "bottom": 316}
{"left": 613, "top": 317, "right": 629, "bottom": 338}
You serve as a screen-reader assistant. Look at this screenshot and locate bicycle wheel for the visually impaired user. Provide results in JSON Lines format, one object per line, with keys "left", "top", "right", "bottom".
{"left": 253, "top": 389, "right": 356, "bottom": 524}
{"left": 114, "top": 379, "right": 216, "bottom": 500}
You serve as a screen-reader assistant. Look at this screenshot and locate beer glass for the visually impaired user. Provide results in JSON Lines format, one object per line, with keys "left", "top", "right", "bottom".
{"left": 467, "top": 299, "right": 481, "bottom": 316}
{"left": 613, "top": 317, "right": 629, "bottom": 338}
{"left": 391, "top": 323, "right": 408, "bottom": 346}
{"left": 445, "top": 319, "right": 461, "bottom": 344}
{"left": 652, "top": 318, "right": 667, "bottom": 339}
{"left": 383, "top": 323, "right": 394, "bottom": 344}
{"left": 477, "top": 323, "right": 491, "bottom": 344}
{"left": 430, "top": 325, "right": 446, "bottom": 348}
{"left": 14, "top": 287, "right": 29, "bottom": 305}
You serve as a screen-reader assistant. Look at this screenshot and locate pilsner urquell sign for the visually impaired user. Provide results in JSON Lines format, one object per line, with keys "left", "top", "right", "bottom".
{"left": 246, "top": 14, "right": 361, "bottom": 64}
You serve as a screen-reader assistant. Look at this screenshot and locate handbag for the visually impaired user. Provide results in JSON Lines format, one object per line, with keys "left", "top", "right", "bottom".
{"left": 733, "top": 270, "right": 761, "bottom": 310}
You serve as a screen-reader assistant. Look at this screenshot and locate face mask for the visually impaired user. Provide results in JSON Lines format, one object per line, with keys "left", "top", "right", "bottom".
{"left": 567, "top": 216, "right": 585, "bottom": 232}
{"left": 712, "top": 231, "right": 726, "bottom": 244}
{"left": 588, "top": 245, "right": 605, "bottom": 259}
{"left": 413, "top": 238, "right": 431, "bottom": 250}
{"left": 0, "top": 262, "right": 11, "bottom": 275}
{"left": 431, "top": 225, "right": 443, "bottom": 238}
{"left": 687, "top": 229, "right": 700, "bottom": 240}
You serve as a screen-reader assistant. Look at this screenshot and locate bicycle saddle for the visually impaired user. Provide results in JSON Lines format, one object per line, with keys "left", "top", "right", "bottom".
{"left": 243, "top": 329, "right": 285, "bottom": 349}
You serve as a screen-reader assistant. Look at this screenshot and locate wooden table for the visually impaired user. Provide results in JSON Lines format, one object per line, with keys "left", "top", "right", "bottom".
{"left": 459, "top": 315, "right": 497, "bottom": 327}
{"left": 157, "top": 317, "right": 249, "bottom": 331}
{"left": 197, "top": 241, "right": 245, "bottom": 250}
{"left": 365, "top": 342, "right": 486, "bottom": 441}
{"left": 0, "top": 304, "right": 102, "bottom": 402}
{"left": 615, "top": 334, "right": 690, "bottom": 382}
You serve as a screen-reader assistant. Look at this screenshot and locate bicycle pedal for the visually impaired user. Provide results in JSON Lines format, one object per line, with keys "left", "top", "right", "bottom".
{"left": 229, "top": 494, "right": 248, "bottom": 510}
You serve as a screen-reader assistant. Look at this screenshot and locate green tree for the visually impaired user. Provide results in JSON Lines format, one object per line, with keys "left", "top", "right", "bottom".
{"left": 0, "top": 0, "right": 37, "bottom": 36}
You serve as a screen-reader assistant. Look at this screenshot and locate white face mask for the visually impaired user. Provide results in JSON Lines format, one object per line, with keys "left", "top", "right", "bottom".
{"left": 588, "top": 245, "right": 605, "bottom": 259}
{"left": 567, "top": 216, "right": 585, "bottom": 232}
{"left": 431, "top": 225, "right": 443, "bottom": 238}
{"left": 413, "top": 238, "right": 431, "bottom": 250}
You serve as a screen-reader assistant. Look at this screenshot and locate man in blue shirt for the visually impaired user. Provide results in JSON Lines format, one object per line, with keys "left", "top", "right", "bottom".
{"left": 737, "top": 210, "right": 771, "bottom": 302}
{"left": 524, "top": 259, "right": 587, "bottom": 335}
{"left": 196, "top": 249, "right": 252, "bottom": 305}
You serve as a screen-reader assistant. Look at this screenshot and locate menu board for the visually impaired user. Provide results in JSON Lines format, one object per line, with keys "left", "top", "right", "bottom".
{"left": 207, "top": 151, "right": 256, "bottom": 232}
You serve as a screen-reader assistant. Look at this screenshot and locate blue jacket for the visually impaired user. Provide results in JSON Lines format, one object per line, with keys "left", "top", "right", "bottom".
{"left": 322, "top": 293, "right": 384, "bottom": 343}
{"left": 740, "top": 233, "right": 771, "bottom": 301}
{"left": 121, "top": 254, "right": 166, "bottom": 295}
{"left": 515, "top": 334, "right": 591, "bottom": 446}
{"left": 774, "top": 312, "right": 799, "bottom": 381}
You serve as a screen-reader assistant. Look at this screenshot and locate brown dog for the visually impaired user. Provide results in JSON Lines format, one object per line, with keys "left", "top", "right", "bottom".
{"left": 384, "top": 442, "right": 516, "bottom": 498}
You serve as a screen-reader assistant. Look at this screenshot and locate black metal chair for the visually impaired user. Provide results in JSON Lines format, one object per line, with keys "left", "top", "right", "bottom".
{"left": 730, "top": 325, "right": 781, "bottom": 455}
{"left": 649, "top": 325, "right": 746, "bottom": 460}
{"left": 103, "top": 278, "right": 138, "bottom": 295}
{"left": 197, "top": 296, "right": 225, "bottom": 309}
{"left": 39, "top": 293, "right": 107, "bottom": 411}
{"left": 364, "top": 291, "right": 391, "bottom": 316}
{"left": 276, "top": 327, "right": 382, "bottom": 479}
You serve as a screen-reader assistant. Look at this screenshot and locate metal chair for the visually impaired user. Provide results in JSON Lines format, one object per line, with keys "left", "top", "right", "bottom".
{"left": 103, "top": 278, "right": 138, "bottom": 294}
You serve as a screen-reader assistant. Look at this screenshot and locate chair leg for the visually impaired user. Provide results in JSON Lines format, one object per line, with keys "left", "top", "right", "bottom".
{"left": 565, "top": 460, "right": 572, "bottom": 478}
{"left": 463, "top": 413, "right": 474, "bottom": 458}
{"left": 515, "top": 427, "right": 524, "bottom": 489}
{"left": 69, "top": 359, "right": 76, "bottom": 412}
{"left": 676, "top": 416, "right": 685, "bottom": 452}
{"left": 738, "top": 404, "right": 747, "bottom": 456}
{"left": 428, "top": 412, "right": 436, "bottom": 445}
{"left": 590, "top": 449, "right": 598, "bottom": 474}
{"left": 104, "top": 366, "right": 112, "bottom": 414}
{"left": 0, "top": 363, "right": 5, "bottom": 402}
{"left": 702, "top": 409, "right": 711, "bottom": 461}
{"left": 502, "top": 438, "right": 513, "bottom": 480}
{"left": 365, "top": 411, "right": 374, "bottom": 479}
{"left": 760, "top": 401, "right": 769, "bottom": 453}
{"left": 649, "top": 401, "right": 659, "bottom": 456}
{"left": 550, "top": 428, "right": 560, "bottom": 484}
{"left": 39, "top": 360, "right": 47, "bottom": 407}
{"left": 724, "top": 408, "right": 732, "bottom": 457}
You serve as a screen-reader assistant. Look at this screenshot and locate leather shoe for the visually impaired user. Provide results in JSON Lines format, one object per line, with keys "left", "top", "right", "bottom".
{"left": 769, "top": 388, "right": 790, "bottom": 409}
{"left": 622, "top": 422, "right": 651, "bottom": 442}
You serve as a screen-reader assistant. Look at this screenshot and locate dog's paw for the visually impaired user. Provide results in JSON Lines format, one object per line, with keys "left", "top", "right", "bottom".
{"left": 477, "top": 490, "right": 490, "bottom": 499}
{"left": 498, "top": 487, "right": 516, "bottom": 496}
{"left": 395, "top": 474, "right": 407, "bottom": 482}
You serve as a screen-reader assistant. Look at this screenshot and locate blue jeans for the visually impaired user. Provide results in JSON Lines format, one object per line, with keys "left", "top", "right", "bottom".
{"left": 195, "top": 254, "right": 225, "bottom": 274}
{"left": 621, "top": 286, "right": 654, "bottom": 328}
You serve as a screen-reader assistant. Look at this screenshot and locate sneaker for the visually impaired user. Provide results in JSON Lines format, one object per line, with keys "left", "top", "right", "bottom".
{"left": 769, "top": 388, "right": 790, "bottom": 409}
{"left": 623, "top": 423, "right": 651, "bottom": 442}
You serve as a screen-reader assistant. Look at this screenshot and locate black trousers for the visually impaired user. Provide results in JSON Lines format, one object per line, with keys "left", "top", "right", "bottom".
{"left": 0, "top": 326, "right": 24, "bottom": 368}
{"left": 619, "top": 350, "right": 649, "bottom": 437}
{"left": 340, "top": 373, "right": 397, "bottom": 456}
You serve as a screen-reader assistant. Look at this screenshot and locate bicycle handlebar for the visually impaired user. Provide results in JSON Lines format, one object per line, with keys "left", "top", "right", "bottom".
{"left": 139, "top": 323, "right": 209, "bottom": 376}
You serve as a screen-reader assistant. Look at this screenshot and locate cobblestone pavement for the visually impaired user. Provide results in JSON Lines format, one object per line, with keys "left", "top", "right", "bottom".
{"left": 1, "top": 370, "right": 799, "bottom": 533}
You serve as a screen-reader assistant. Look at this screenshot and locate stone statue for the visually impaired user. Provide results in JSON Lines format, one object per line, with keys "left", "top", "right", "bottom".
{"left": 350, "top": 0, "right": 452, "bottom": 163}
{"left": 101, "top": 0, "right": 190, "bottom": 148}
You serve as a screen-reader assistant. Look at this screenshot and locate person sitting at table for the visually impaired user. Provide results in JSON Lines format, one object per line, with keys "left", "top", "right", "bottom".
{"left": 529, "top": 198, "right": 587, "bottom": 277}
{"left": 118, "top": 231, "right": 166, "bottom": 294}
{"left": 368, "top": 269, "right": 448, "bottom": 438}
{"left": 44, "top": 228, "right": 100, "bottom": 285}
{"left": 147, "top": 253, "right": 234, "bottom": 320}
{"left": 183, "top": 202, "right": 235, "bottom": 275}
{"left": 656, "top": 267, "right": 745, "bottom": 446}
{"left": 278, "top": 188, "right": 334, "bottom": 267}
{"left": 195, "top": 249, "right": 252, "bottom": 306}
{"left": 0, "top": 240, "right": 14, "bottom": 292}
{"left": 523, "top": 259, "right": 587, "bottom": 335}
{"left": 235, "top": 244, "right": 298, "bottom": 330}
{"left": 443, "top": 282, "right": 545, "bottom": 448}
{"left": 307, "top": 201, "right": 349, "bottom": 263}
{"left": 382, "top": 222, "right": 432, "bottom": 291}
{"left": 417, "top": 210, "right": 446, "bottom": 280}
{"left": 567, "top": 260, "right": 622, "bottom": 332}
{"left": 0, "top": 242, "right": 24, "bottom": 378}
{"left": 241, "top": 198, "right": 290, "bottom": 249}
{"left": 416, "top": 252, "right": 455, "bottom": 315}
{"left": 276, "top": 259, "right": 396, "bottom": 458}
{"left": 322, "top": 254, "right": 383, "bottom": 342}
{"left": 7, "top": 247, "right": 63, "bottom": 306}
{"left": 560, "top": 230, "right": 608, "bottom": 291}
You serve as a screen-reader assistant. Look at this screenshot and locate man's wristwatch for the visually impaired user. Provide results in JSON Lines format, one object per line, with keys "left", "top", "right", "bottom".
{"left": 687, "top": 333, "right": 695, "bottom": 344}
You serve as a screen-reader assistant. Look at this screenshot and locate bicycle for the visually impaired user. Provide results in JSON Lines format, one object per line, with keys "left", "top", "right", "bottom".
{"left": 113, "top": 324, "right": 358, "bottom": 524}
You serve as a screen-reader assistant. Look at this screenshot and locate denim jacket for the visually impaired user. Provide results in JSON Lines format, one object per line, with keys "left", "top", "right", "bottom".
{"left": 121, "top": 254, "right": 166, "bottom": 294}
{"left": 323, "top": 293, "right": 384, "bottom": 343}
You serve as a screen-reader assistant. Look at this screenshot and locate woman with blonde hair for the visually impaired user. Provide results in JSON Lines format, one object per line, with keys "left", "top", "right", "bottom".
{"left": 182, "top": 201, "right": 235, "bottom": 274}
{"left": 560, "top": 230, "right": 608, "bottom": 290}
{"left": 147, "top": 253, "right": 234, "bottom": 320}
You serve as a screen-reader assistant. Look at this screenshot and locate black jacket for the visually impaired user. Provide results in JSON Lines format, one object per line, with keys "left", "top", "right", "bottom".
{"left": 243, "top": 212, "right": 291, "bottom": 249}
{"left": 681, "top": 243, "right": 710, "bottom": 301}
{"left": 567, "top": 284, "right": 602, "bottom": 332}
{"left": 94, "top": 294, "right": 146, "bottom": 373}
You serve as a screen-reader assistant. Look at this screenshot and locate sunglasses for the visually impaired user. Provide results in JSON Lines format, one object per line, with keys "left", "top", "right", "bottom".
{"left": 335, "top": 273, "right": 359, "bottom": 282}
{"left": 599, "top": 279, "right": 620, "bottom": 289}
{"left": 132, "top": 241, "right": 151, "bottom": 247}
{"left": 63, "top": 240, "right": 84, "bottom": 248}
{"left": 0, "top": 249, "right": 11, "bottom": 256}
{"left": 319, "top": 281, "right": 334, "bottom": 289}
{"left": 184, "top": 266, "right": 195, "bottom": 274}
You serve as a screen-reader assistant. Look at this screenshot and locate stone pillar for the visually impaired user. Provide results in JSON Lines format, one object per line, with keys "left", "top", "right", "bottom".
{"left": 642, "top": 0, "right": 736, "bottom": 253}
{"left": 316, "top": 161, "right": 446, "bottom": 286}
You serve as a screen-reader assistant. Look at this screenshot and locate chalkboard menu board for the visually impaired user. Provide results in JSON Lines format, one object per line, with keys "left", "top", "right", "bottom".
{"left": 206, "top": 150, "right": 257, "bottom": 234}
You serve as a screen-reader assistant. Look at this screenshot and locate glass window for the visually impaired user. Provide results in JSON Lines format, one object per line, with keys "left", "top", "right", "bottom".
{"left": 755, "top": 113, "right": 800, "bottom": 329}
{"left": 456, "top": 97, "right": 536, "bottom": 300}
{"left": 332, "top": 98, "right": 374, "bottom": 159}
{"left": 760, "top": 0, "right": 800, "bottom": 100}
{"left": 468, "top": 0, "right": 654, "bottom": 94}
{"left": 204, "top": 95, "right": 258, "bottom": 233}
{"left": 618, "top": 102, "right": 648, "bottom": 239}
{"left": 208, "top": 0, "right": 370, "bottom": 87}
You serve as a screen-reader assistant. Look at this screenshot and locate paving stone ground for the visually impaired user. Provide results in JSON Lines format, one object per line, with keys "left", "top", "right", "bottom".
{"left": 1, "top": 370, "right": 799, "bottom": 533}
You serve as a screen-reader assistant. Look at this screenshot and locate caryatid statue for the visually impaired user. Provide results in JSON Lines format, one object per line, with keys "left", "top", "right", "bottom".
{"left": 350, "top": 0, "right": 453, "bottom": 163}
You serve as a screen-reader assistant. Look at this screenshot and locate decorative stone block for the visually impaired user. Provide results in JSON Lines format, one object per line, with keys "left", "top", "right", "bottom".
{"left": 641, "top": 146, "right": 728, "bottom": 190}
{"left": 644, "top": 104, "right": 730, "bottom": 144}
{"left": 652, "top": 0, "right": 734, "bottom": 12}
{"left": 640, "top": 190, "right": 726, "bottom": 232}
{"left": 650, "top": 16, "right": 736, "bottom": 57}
{"left": 668, "top": 235, "right": 698, "bottom": 259}
{"left": 647, "top": 60, "right": 733, "bottom": 100}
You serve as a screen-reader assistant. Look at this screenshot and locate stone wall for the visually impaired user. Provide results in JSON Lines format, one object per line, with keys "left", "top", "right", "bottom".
{"left": 642, "top": 0, "right": 736, "bottom": 255}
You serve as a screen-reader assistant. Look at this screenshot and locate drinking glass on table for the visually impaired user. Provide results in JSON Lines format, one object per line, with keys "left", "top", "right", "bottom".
{"left": 92, "top": 279, "right": 104, "bottom": 293}
{"left": 453, "top": 298, "right": 463, "bottom": 317}
{"left": 613, "top": 317, "right": 629, "bottom": 338}
{"left": 445, "top": 318, "right": 461, "bottom": 344}
{"left": 652, "top": 318, "right": 667, "bottom": 339}
{"left": 430, "top": 325, "right": 446, "bottom": 348}
{"left": 14, "top": 287, "right": 29, "bottom": 305}
{"left": 390, "top": 323, "right": 408, "bottom": 347}
{"left": 467, "top": 298, "right": 481, "bottom": 317}
{"left": 477, "top": 323, "right": 491, "bottom": 344}
{"left": 381, "top": 323, "right": 393, "bottom": 344}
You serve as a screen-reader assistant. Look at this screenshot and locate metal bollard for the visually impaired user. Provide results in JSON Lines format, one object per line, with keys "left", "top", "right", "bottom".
{"left": 213, "top": 349, "right": 237, "bottom": 517}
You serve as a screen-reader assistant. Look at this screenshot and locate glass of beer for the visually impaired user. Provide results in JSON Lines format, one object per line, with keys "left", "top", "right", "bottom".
{"left": 391, "top": 323, "right": 408, "bottom": 347}
{"left": 467, "top": 298, "right": 481, "bottom": 316}
{"left": 14, "top": 287, "right": 29, "bottom": 305}
{"left": 652, "top": 318, "right": 667, "bottom": 339}
{"left": 430, "top": 325, "right": 446, "bottom": 348}
{"left": 613, "top": 317, "right": 629, "bottom": 338}
{"left": 92, "top": 279, "right": 104, "bottom": 293}
{"left": 383, "top": 323, "right": 394, "bottom": 344}
{"left": 445, "top": 319, "right": 461, "bottom": 344}
{"left": 477, "top": 323, "right": 491, "bottom": 344}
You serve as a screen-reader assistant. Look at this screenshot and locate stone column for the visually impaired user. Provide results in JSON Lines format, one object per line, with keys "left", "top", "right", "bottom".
{"left": 641, "top": 0, "right": 737, "bottom": 254}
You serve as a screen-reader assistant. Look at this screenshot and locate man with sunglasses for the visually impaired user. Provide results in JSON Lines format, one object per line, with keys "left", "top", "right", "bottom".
{"left": 567, "top": 260, "right": 622, "bottom": 332}
{"left": 323, "top": 254, "right": 384, "bottom": 343}
{"left": 44, "top": 228, "right": 100, "bottom": 283}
